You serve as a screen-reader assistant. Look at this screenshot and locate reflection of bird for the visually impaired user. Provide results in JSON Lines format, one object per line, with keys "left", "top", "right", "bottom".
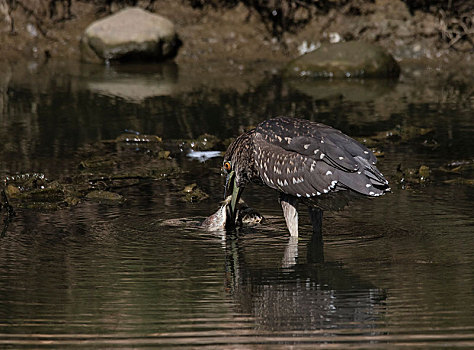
{"left": 223, "top": 117, "right": 390, "bottom": 236}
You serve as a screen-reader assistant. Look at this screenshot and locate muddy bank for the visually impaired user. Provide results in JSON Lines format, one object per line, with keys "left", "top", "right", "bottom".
{"left": 0, "top": 0, "right": 472, "bottom": 72}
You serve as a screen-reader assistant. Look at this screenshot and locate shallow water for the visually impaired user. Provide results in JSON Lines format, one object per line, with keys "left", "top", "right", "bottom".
{"left": 0, "top": 60, "right": 473, "bottom": 348}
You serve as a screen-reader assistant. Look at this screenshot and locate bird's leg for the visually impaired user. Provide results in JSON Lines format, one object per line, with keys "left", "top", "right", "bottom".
{"left": 279, "top": 194, "right": 299, "bottom": 236}
{"left": 308, "top": 207, "right": 323, "bottom": 239}
{"left": 307, "top": 207, "right": 324, "bottom": 263}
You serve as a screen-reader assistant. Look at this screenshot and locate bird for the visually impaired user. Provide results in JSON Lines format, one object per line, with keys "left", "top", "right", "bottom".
{"left": 222, "top": 117, "right": 390, "bottom": 236}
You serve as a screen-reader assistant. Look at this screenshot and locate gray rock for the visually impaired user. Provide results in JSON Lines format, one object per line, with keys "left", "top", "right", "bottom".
{"left": 81, "top": 7, "right": 181, "bottom": 63}
{"left": 285, "top": 41, "right": 400, "bottom": 79}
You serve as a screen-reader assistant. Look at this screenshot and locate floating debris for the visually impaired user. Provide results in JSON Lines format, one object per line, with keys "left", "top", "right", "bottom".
{"left": 438, "top": 159, "right": 474, "bottom": 174}
{"left": 158, "top": 150, "right": 171, "bottom": 159}
{"left": 187, "top": 150, "right": 222, "bottom": 162}
{"left": 115, "top": 133, "right": 162, "bottom": 143}
{"left": 1, "top": 132, "right": 225, "bottom": 212}
{"left": 86, "top": 190, "right": 124, "bottom": 202}
{"left": 182, "top": 183, "right": 209, "bottom": 203}
{"left": 80, "top": 157, "right": 116, "bottom": 170}
{"left": 357, "top": 125, "right": 435, "bottom": 147}
{"left": 443, "top": 178, "right": 474, "bottom": 186}
{"left": 396, "top": 164, "right": 431, "bottom": 187}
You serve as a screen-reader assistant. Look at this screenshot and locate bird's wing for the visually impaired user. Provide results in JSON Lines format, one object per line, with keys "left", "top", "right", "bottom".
{"left": 253, "top": 131, "right": 388, "bottom": 198}
{"left": 256, "top": 117, "right": 376, "bottom": 172}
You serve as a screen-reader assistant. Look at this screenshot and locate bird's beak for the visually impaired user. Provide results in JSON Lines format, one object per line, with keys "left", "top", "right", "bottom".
{"left": 224, "top": 171, "right": 243, "bottom": 229}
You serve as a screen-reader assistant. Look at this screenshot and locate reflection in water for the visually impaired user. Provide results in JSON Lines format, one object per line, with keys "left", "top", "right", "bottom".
{"left": 224, "top": 232, "right": 386, "bottom": 333}
{"left": 88, "top": 63, "right": 178, "bottom": 102}
{"left": 286, "top": 78, "right": 396, "bottom": 102}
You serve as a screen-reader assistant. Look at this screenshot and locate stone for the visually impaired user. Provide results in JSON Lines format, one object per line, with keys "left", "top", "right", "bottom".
{"left": 80, "top": 7, "right": 181, "bottom": 63}
{"left": 285, "top": 41, "right": 400, "bottom": 79}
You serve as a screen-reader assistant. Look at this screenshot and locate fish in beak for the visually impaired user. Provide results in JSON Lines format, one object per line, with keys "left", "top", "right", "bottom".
{"left": 224, "top": 170, "right": 243, "bottom": 230}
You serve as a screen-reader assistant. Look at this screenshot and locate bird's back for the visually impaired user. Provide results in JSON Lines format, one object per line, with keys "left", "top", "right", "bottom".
{"left": 251, "top": 117, "right": 389, "bottom": 205}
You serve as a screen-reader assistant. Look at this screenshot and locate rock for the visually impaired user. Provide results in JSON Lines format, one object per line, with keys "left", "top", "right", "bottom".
{"left": 80, "top": 7, "right": 181, "bottom": 63}
{"left": 4, "top": 185, "right": 20, "bottom": 198}
{"left": 285, "top": 41, "right": 400, "bottom": 79}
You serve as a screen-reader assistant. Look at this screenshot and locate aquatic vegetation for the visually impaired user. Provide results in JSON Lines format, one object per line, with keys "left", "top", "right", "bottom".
{"left": 181, "top": 183, "right": 209, "bottom": 203}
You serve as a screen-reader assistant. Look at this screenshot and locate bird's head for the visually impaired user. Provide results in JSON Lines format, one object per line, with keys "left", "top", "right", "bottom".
{"left": 222, "top": 131, "right": 254, "bottom": 229}
{"left": 222, "top": 158, "right": 244, "bottom": 230}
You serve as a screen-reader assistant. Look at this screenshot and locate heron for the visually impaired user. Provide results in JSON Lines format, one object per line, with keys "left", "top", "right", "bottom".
{"left": 223, "top": 117, "right": 390, "bottom": 236}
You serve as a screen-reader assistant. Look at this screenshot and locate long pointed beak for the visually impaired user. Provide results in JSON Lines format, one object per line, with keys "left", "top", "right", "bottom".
{"left": 224, "top": 171, "right": 243, "bottom": 229}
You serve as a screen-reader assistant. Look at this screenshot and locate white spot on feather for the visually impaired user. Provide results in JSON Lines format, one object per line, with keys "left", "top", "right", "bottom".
{"left": 364, "top": 151, "right": 369, "bottom": 154}
{"left": 292, "top": 177, "right": 304, "bottom": 184}
{"left": 314, "top": 149, "right": 319, "bottom": 155}
{"left": 325, "top": 170, "right": 332, "bottom": 176}
{"left": 338, "top": 156, "right": 344, "bottom": 160}
{"left": 304, "top": 144, "right": 310, "bottom": 149}
{"left": 296, "top": 193, "right": 301, "bottom": 197}
{"left": 306, "top": 193, "right": 311, "bottom": 198}
{"left": 366, "top": 184, "right": 372, "bottom": 188}
{"left": 369, "top": 191, "right": 375, "bottom": 195}
{"left": 320, "top": 153, "right": 325, "bottom": 159}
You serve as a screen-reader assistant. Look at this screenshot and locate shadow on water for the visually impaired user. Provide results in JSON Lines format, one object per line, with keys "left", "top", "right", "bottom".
{"left": 0, "top": 59, "right": 474, "bottom": 347}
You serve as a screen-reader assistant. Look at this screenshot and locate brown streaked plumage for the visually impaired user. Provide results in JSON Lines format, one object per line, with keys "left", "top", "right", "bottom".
{"left": 223, "top": 117, "right": 390, "bottom": 236}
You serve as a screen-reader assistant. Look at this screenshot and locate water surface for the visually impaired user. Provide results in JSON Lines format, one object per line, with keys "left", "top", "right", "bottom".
{"left": 0, "top": 60, "right": 473, "bottom": 348}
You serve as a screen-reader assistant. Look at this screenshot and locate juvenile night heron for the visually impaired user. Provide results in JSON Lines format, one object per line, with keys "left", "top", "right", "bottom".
{"left": 223, "top": 117, "right": 390, "bottom": 236}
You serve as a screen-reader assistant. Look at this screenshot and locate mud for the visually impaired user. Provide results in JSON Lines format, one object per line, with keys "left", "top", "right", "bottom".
{"left": 0, "top": 0, "right": 472, "bottom": 73}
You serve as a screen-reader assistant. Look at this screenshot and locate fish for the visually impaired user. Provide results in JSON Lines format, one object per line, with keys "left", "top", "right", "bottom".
{"left": 201, "top": 196, "right": 264, "bottom": 231}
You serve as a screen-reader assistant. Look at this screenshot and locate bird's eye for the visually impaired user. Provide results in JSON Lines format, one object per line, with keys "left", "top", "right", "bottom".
{"left": 223, "top": 161, "right": 232, "bottom": 172}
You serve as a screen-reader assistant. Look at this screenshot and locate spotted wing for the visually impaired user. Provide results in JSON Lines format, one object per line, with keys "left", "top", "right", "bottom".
{"left": 254, "top": 118, "right": 389, "bottom": 198}
{"left": 253, "top": 134, "right": 337, "bottom": 197}
{"left": 256, "top": 117, "right": 376, "bottom": 171}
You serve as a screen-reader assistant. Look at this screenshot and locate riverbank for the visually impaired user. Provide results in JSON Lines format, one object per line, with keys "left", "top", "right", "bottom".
{"left": 1, "top": 0, "right": 472, "bottom": 71}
